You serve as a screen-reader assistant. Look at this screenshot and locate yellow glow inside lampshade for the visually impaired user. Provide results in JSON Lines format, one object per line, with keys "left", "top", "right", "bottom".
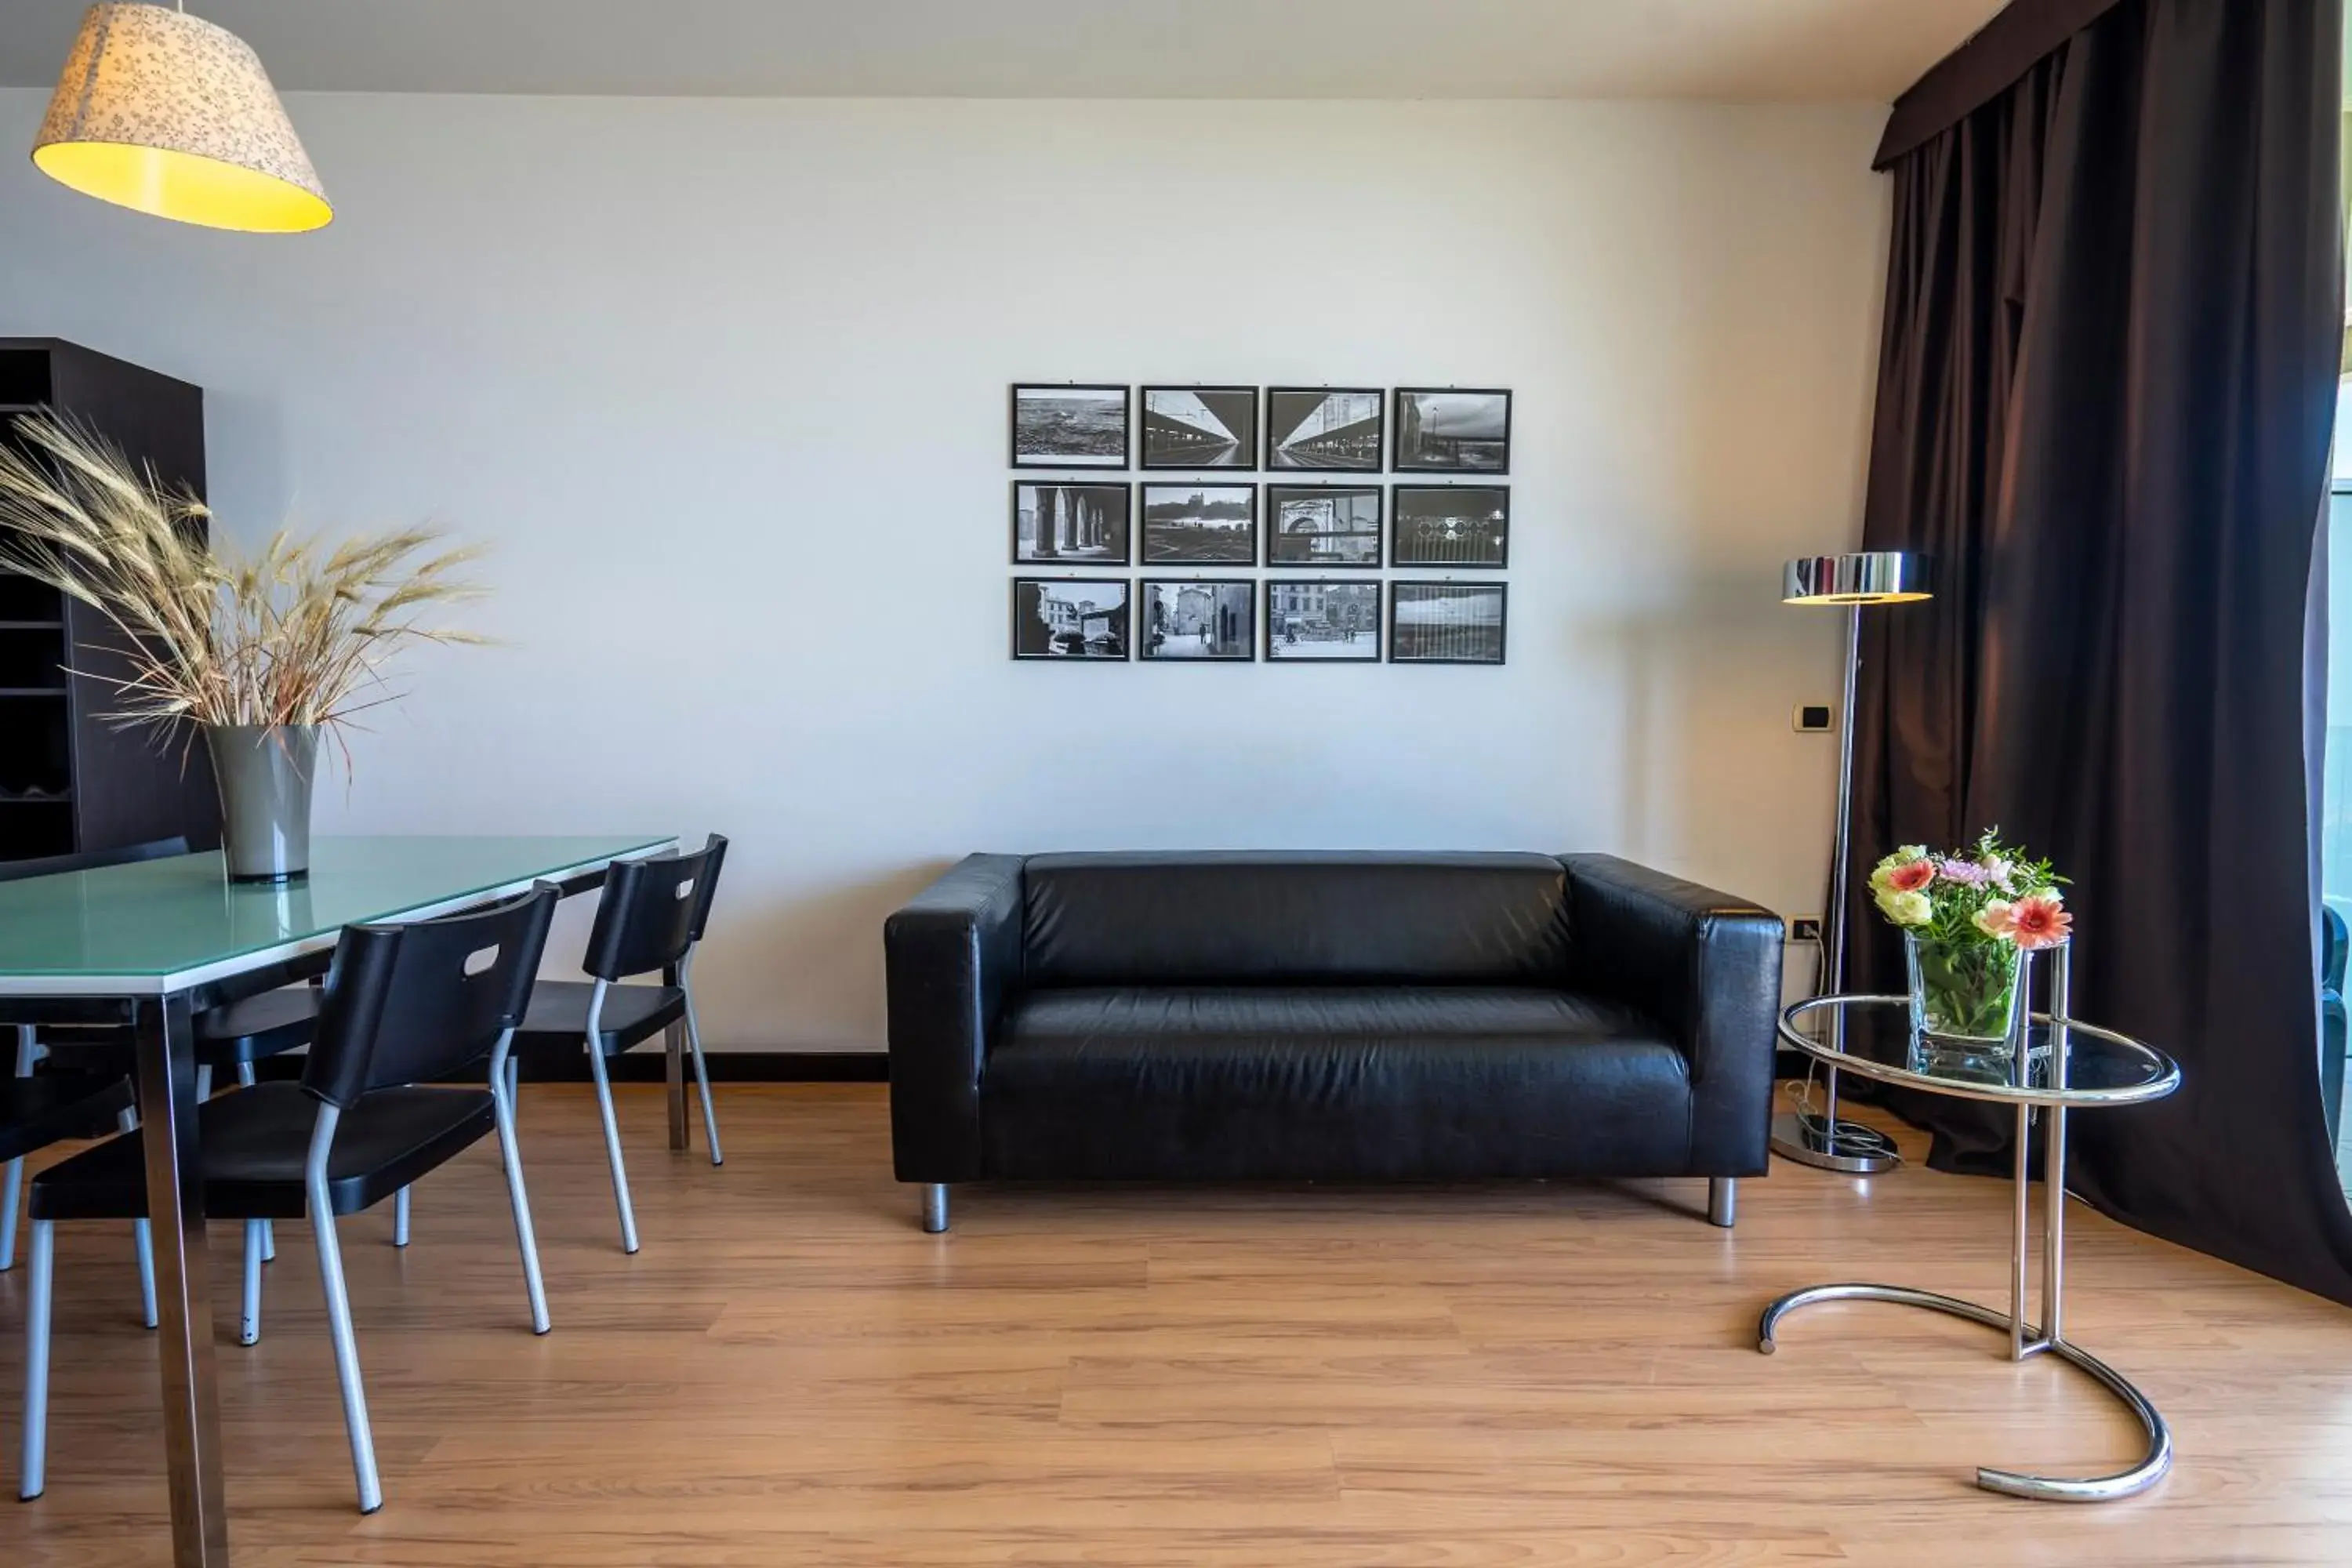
{"left": 34, "top": 140, "right": 330, "bottom": 234}
{"left": 31, "top": 4, "right": 331, "bottom": 234}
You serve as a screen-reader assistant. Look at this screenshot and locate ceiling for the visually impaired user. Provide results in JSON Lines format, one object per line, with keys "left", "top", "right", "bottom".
{"left": 0, "top": 1, "right": 2007, "bottom": 101}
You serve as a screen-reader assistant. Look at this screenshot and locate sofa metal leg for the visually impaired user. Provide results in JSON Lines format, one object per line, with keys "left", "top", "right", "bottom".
{"left": 920, "top": 1183, "right": 949, "bottom": 1234}
{"left": 1708, "top": 1178, "right": 1737, "bottom": 1229}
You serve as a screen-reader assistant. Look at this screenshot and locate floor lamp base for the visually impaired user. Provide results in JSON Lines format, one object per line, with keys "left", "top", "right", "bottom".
{"left": 1769, "top": 1110, "right": 1902, "bottom": 1174}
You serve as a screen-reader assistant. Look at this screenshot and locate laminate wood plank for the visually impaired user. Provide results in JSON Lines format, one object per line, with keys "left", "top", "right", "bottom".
{"left": 3, "top": 1083, "right": 2351, "bottom": 1566}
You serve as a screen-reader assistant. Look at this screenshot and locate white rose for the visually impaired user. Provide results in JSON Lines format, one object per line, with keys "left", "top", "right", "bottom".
{"left": 1878, "top": 889, "right": 1933, "bottom": 927}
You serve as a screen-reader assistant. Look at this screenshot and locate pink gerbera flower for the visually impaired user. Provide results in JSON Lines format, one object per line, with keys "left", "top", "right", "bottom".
{"left": 2006, "top": 895, "right": 2072, "bottom": 950}
{"left": 1885, "top": 859, "right": 1936, "bottom": 894}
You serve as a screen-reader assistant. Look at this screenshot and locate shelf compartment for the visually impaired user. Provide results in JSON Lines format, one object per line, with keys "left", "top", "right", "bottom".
{"left": 0, "top": 798, "right": 72, "bottom": 862}
{"left": 0, "top": 626, "right": 67, "bottom": 691}
{"left": 0, "top": 574, "right": 64, "bottom": 624}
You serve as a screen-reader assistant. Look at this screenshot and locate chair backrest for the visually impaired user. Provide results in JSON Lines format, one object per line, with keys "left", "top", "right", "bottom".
{"left": 303, "top": 884, "right": 559, "bottom": 1109}
{"left": 1019, "top": 851, "right": 1577, "bottom": 987}
{"left": 582, "top": 834, "right": 729, "bottom": 981}
{"left": 0, "top": 836, "right": 190, "bottom": 884}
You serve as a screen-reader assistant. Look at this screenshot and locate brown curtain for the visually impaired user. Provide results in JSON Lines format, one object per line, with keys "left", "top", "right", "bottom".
{"left": 1846, "top": 0, "right": 2352, "bottom": 1304}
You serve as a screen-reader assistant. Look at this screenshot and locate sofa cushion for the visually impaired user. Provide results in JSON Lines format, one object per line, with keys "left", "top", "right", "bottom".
{"left": 982, "top": 985, "right": 1691, "bottom": 1180}
{"left": 1020, "top": 852, "right": 1573, "bottom": 987}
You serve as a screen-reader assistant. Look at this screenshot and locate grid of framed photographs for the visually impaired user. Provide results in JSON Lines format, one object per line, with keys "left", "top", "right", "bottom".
{"left": 1007, "top": 383, "right": 1511, "bottom": 666}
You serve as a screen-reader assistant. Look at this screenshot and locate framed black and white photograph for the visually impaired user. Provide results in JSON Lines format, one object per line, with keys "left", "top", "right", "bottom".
{"left": 1265, "top": 581, "right": 1381, "bottom": 662}
{"left": 1265, "top": 485, "right": 1381, "bottom": 568}
{"left": 1390, "top": 582, "right": 1508, "bottom": 664}
{"left": 1392, "top": 388, "right": 1512, "bottom": 473}
{"left": 1012, "top": 578, "right": 1131, "bottom": 660}
{"left": 1011, "top": 482, "right": 1131, "bottom": 565}
{"left": 1265, "top": 387, "right": 1385, "bottom": 472}
{"left": 1141, "top": 386, "right": 1258, "bottom": 469}
{"left": 1391, "top": 485, "right": 1509, "bottom": 568}
{"left": 1141, "top": 483, "right": 1256, "bottom": 564}
{"left": 1010, "top": 383, "right": 1130, "bottom": 469}
{"left": 1140, "top": 580, "right": 1254, "bottom": 661}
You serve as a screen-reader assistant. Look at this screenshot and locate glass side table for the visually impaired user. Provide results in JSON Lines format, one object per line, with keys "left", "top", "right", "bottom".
{"left": 1761, "top": 946, "right": 2183, "bottom": 1501}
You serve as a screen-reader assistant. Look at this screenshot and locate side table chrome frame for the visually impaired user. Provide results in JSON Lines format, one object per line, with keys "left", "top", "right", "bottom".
{"left": 1760, "top": 949, "right": 2179, "bottom": 1501}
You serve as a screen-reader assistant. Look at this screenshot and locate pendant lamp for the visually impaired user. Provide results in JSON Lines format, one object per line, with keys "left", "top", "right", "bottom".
{"left": 32, "top": 2, "right": 331, "bottom": 234}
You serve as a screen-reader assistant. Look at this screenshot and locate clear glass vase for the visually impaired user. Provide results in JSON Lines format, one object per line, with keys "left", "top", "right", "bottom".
{"left": 1904, "top": 930, "right": 2022, "bottom": 1075}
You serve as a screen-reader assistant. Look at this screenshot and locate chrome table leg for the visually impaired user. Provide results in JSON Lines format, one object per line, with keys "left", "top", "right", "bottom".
{"left": 133, "top": 993, "right": 230, "bottom": 1563}
{"left": 1756, "top": 1096, "right": 2171, "bottom": 1502}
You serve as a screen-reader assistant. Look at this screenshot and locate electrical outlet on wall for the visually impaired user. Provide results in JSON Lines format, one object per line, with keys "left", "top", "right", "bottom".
{"left": 1788, "top": 916, "right": 1823, "bottom": 943}
{"left": 1793, "top": 705, "right": 1834, "bottom": 733}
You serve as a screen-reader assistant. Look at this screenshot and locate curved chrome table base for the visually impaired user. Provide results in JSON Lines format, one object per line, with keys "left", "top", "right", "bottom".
{"left": 1766, "top": 960, "right": 2181, "bottom": 1504}
{"left": 1758, "top": 1283, "right": 2172, "bottom": 1501}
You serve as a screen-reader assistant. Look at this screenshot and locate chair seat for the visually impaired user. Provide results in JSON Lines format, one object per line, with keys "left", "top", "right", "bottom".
{"left": 28, "top": 1080, "right": 495, "bottom": 1222}
{"left": 511, "top": 979, "right": 684, "bottom": 1057}
{"left": 195, "top": 986, "right": 321, "bottom": 1064}
{"left": 982, "top": 985, "right": 1693, "bottom": 1181}
{"left": 0, "top": 1073, "right": 133, "bottom": 1163}
{"left": 34, "top": 986, "right": 321, "bottom": 1075}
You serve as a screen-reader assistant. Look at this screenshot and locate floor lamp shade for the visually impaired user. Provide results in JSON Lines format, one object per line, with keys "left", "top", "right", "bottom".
{"left": 1784, "top": 551, "right": 1933, "bottom": 605}
{"left": 32, "top": 4, "right": 330, "bottom": 234}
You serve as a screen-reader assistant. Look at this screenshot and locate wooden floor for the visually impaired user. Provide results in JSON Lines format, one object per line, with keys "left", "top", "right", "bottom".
{"left": 2, "top": 1083, "right": 2350, "bottom": 1566}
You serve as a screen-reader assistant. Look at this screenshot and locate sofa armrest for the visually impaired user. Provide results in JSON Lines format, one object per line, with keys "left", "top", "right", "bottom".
{"left": 1558, "top": 854, "right": 1783, "bottom": 1174}
{"left": 886, "top": 854, "right": 1025, "bottom": 1183}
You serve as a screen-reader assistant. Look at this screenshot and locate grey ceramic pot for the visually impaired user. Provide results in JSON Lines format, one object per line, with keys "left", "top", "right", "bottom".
{"left": 205, "top": 724, "right": 318, "bottom": 883}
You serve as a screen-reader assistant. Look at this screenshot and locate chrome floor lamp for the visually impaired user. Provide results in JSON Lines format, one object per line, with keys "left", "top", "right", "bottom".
{"left": 1773, "top": 550, "right": 1934, "bottom": 1174}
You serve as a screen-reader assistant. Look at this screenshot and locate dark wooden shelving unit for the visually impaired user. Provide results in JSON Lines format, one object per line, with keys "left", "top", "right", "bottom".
{"left": 0, "top": 339, "right": 217, "bottom": 864}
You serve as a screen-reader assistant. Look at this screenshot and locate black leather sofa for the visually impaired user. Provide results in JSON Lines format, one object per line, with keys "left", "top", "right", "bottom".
{"left": 885, "top": 851, "right": 1782, "bottom": 1232}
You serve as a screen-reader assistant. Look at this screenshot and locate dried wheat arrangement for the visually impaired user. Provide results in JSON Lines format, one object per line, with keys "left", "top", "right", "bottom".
{"left": 0, "top": 412, "right": 484, "bottom": 747}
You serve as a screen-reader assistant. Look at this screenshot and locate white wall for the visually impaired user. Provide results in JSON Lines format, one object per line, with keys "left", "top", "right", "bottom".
{"left": 0, "top": 93, "right": 1888, "bottom": 1050}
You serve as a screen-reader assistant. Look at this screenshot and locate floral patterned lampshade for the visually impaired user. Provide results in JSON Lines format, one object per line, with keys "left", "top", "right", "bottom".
{"left": 32, "top": 3, "right": 330, "bottom": 234}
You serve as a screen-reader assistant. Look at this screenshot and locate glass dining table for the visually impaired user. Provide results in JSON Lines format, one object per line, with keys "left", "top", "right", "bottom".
{"left": 0, "top": 835, "right": 675, "bottom": 1566}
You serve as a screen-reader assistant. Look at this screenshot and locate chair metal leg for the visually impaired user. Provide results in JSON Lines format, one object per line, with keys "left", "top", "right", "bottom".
{"left": 118, "top": 1105, "right": 159, "bottom": 1329}
{"left": 0, "top": 1158, "right": 16, "bottom": 1275}
{"left": 194, "top": 1063, "right": 211, "bottom": 1102}
{"left": 583, "top": 1043, "right": 640, "bottom": 1254}
{"left": 393, "top": 1187, "right": 411, "bottom": 1248}
{"left": 233, "top": 1062, "right": 276, "bottom": 1263}
{"left": 239, "top": 1221, "right": 265, "bottom": 1346}
{"left": 306, "top": 1105, "right": 381, "bottom": 1512}
{"left": 489, "top": 1037, "right": 551, "bottom": 1334}
{"left": 920, "top": 1183, "right": 949, "bottom": 1234}
{"left": 308, "top": 1190, "right": 383, "bottom": 1510}
{"left": 133, "top": 1219, "right": 159, "bottom": 1330}
{"left": 20, "top": 1219, "right": 54, "bottom": 1498}
{"left": 1708, "top": 1178, "right": 1737, "bottom": 1229}
{"left": 681, "top": 969, "right": 722, "bottom": 1167}
{"left": 2, "top": 1024, "right": 31, "bottom": 1272}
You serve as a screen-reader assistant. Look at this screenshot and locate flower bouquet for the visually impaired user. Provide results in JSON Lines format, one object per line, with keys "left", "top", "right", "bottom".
{"left": 1871, "top": 831, "right": 2071, "bottom": 1067}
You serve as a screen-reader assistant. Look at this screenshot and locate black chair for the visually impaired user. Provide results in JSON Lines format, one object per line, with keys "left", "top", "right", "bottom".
{"left": 5, "top": 837, "right": 329, "bottom": 1295}
{"left": 20, "top": 883, "right": 561, "bottom": 1513}
{"left": 510, "top": 834, "right": 728, "bottom": 1254}
{"left": 1, "top": 837, "right": 189, "bottom": 1285}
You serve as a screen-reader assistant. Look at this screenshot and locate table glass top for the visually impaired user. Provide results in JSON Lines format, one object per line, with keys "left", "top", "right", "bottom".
{"left": 0, "top": 836, "right": 673, "bottom": 982}
{"left": 1779, "top": 993, "right": 2181, "bottom": 1107}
